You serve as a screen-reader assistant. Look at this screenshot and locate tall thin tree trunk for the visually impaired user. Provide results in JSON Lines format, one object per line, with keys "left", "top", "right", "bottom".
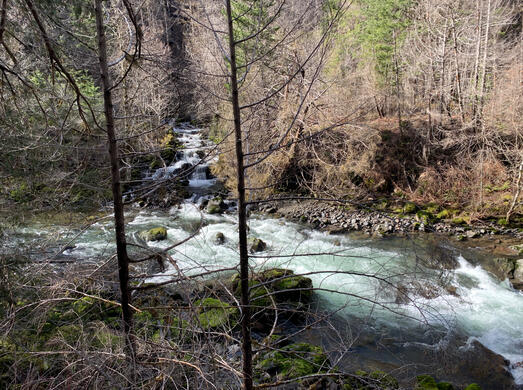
{"left": 451, "top": 21, "right": 465, "bottom": 124}
{"left": 94, "top": 0, "right": 135, "bottom": 362}
{"left": 478, "top": 0, "right": 491, "bottom": 207}
{"left": 478, "top": 0, "right": 491, "bottom": 126}
{"left": 225, "top": 1, "right": 253, "bottom": 389}
{"left": 393, "top": 30, "right": 402, "bottom": 134}
{"left": 472, "top": 0, "right": 483, "bottom": 126}
{"left": 439, "top": 20, "right": 448, "bottom": 121}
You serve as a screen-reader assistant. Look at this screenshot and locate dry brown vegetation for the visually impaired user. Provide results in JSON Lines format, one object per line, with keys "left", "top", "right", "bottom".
{"left": 186, "top": 0, "right": 522, "bottom": 222}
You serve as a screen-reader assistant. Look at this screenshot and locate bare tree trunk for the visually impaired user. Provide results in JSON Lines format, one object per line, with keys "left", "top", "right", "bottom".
{"left": 478, "top": 0, "right": 491, "bottom": 126}
{"left": 393, "top": 29, "right": 402, "bottom": 134}
{"left": 472, "top": 0, "right": 483, "bottom": 126}
{"left": 478, "top": 0, "right": 491, "bottom": 207}
{"left": 94, "top": 0, "right": 135, "bottom": 363}
{"left": 451, "top": 19, "right": 465, "bottom": 124}
{"left": 225, "top": 1, "right": 253, "bottom": 389}
{"left": 507, "top": 158, "right": 523, "bottom": 223}
{"left": 439, "top": 20, "right": 448, "bottom": 121}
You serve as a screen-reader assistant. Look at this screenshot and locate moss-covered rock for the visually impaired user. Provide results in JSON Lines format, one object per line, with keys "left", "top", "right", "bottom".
{"left": 206, "top": 203, "right": 222, "bottom": 214}
{"left": 194, "top": 298, "right": 238, "bottom": 330}
{"left": 206, "top": 198, "right": 225, "bottom": 214}
{"left": 249, "top": 237, "right": 267, "bottom": 253}
{"left": 271, "top": 274, "right": 313, "bottom": 303}
{"left": 235, "top": 268, "right": 314, "bottom": 305}
{"left": 416, "top": 375, "right": 438, "bottom": 390}
{"left": 254, "top": 342, "right": 329, "bottom": 383}
{"left": 139, "top": 227, "right": 168, "bottom": 241}
{"left": 214, "top": 232, "right": 225, "bottom": 245}
{"left": 464, "top": 384, "right": 481, "bottom": 390}
{"left": 436, "top": 209, "right": 451, "bottom": 220}
{"left": 159, "top": 132, "right": 181, "bottom": 163}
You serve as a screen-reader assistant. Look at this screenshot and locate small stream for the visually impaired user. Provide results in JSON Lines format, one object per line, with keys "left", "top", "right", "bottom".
{"left": 6, "top": 124, "right": 523, "bottom": 388}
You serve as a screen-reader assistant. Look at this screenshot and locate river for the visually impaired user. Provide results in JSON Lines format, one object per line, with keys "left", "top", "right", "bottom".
{"left": 7, "top": 124, "right": 523, "bottom": 388}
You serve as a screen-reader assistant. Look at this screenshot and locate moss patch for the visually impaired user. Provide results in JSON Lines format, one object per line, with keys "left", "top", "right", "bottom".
{"left": 194, "top": 298, "right": 238, "bottom": 330}
{"left": 254, "top": 342, "right": 329, "bottom": 383}
{"left": 403, "top": 202, "right": 418, "bottom": 214}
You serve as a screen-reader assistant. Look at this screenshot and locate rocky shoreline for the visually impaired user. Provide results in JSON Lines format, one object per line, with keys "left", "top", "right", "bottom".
{"left": 257, "top": 199, "right": 523, "bottom": 238}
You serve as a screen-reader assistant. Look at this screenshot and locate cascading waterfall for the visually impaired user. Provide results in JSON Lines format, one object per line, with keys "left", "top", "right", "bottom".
{"left": 11, "top": 124, "right": 523, "bottom": 387}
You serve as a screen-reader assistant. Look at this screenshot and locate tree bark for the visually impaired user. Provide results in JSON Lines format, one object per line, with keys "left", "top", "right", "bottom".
{"left": 94, "top": 0, "right": 135, "bottom": 362}
{"left": 225, "top": 1, "right": 253, "bottom": 389}
{"left": 451, "top": 19, "right": 465, "bottom": 124}
{"left": 472, "top": 0, "right": 483, "bottom": 125}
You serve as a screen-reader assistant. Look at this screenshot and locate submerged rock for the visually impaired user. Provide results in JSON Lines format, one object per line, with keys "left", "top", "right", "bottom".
{"left": 139, "top": 227, "right": 168, "bottom": 241}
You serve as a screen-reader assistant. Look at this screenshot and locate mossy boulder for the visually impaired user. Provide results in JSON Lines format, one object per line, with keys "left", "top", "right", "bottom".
{"left": 159, "top": 132, "right": 181, "bottom": 163}
{"left": 194, "top": 298, "right": 238, "bottom": 330}
{"left": 416, "top": 375, "right": 438, "bottom": 390}
{"left": 464, "top": 384, "right": 481, "bottom": 390}
{"left": 254, "top": 342, "right": 329, "bottom": 383}
{"left": 232, "top": 269, "right": 314, "bottom": 305}
{"left": 271, "top": 274, "right": 313, "bottom": 303}
{"left": 139, "top": 227, "right": 168, "bottom": 241}
{"left": 249, "top": 237, "right": 267, "bottom": 253}
{"left": 206, "top": 198, "right": 225, "bottom": 214}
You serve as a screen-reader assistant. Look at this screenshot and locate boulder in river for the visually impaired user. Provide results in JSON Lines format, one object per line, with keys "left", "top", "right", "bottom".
{"left": 214, "top": 232, "right": 226, "bottom": 245}
{"left": 440, "top": 339, "right": 514, "bottom": 389}
{"left": 249, "top": 237, "right": 267, "bottom": 253}
{"left": 511, "top": 259, "right": 523, "bottom": 290}
{"left": 206, "top": 198, "right": 225, "bottom": 214}
{"left": 139, "top": 227, "right": 167, "bottom": 241}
